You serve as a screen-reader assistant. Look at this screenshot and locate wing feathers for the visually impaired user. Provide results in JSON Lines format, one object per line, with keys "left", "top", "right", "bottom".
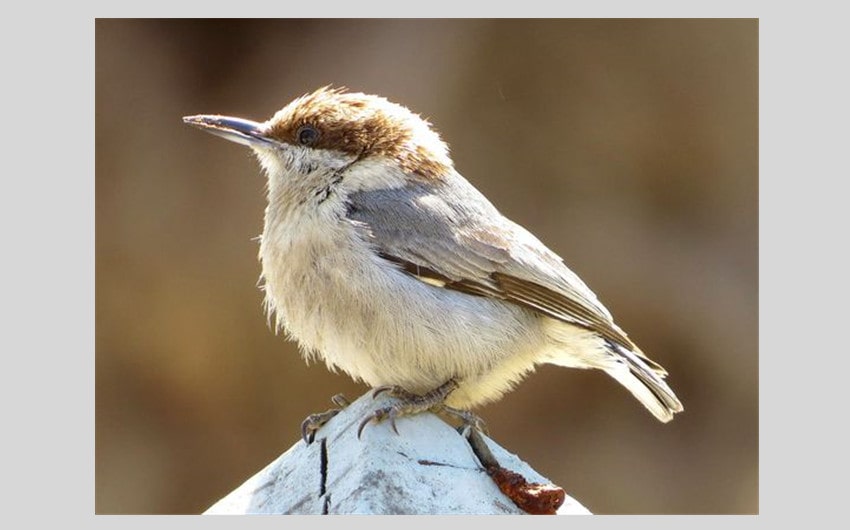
{"left": 347, "top": 178, "right": 637, "bottom": 353}
{"left": 492, "top": 272, "right": 635, "bottom": 350}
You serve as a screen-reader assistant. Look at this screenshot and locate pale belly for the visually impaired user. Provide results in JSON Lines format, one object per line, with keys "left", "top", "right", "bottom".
{"left": 261, "top": 235, "right": 549, "bottom": 408}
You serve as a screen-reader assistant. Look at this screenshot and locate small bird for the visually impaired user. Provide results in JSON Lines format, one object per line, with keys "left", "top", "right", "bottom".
{"left": 183, "top": 87, "right": 683, "bottom": 438}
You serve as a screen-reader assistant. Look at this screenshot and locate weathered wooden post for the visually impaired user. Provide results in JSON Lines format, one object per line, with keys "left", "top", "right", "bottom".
{"left": 205, "top": 392, "right": 590, "bottom": 515}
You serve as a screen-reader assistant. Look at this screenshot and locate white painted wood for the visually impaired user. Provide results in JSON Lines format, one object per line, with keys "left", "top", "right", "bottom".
{"left": 204, "top": 391, "right": 590, "bottom": 515}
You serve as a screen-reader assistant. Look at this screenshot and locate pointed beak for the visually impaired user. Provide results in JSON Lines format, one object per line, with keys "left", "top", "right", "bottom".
{"left": 183, "top": 115, "right": 277, "bottom": 148}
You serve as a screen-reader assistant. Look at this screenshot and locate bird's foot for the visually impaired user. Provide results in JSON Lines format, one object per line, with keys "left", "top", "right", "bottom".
{"left": 300, "top": 393, "right": 351, "bottom": 444}
{"left": 438, "top": 404, "right": 489, "bottom": 435}
{"left": 357, "top": 379, "right": 461, "bottom": 438}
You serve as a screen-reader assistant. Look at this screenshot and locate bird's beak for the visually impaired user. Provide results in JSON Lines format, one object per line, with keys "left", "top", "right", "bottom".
{"left": 183, "top": 115, "right": 277, "bottom": 148}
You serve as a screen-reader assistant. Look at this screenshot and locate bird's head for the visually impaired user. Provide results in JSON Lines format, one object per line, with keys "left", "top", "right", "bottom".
{"left": 184, "top": 87, "right": 454, "bottom": 201}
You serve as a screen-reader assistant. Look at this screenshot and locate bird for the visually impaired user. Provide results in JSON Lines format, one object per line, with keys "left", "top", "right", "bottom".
{"left": 183, "top": 86, "right": 683, "bottom": 439}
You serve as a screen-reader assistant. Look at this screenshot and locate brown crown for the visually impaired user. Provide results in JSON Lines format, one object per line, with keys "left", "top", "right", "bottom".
{"left": 264, "top": 87, "right": 454, "bottom": 181}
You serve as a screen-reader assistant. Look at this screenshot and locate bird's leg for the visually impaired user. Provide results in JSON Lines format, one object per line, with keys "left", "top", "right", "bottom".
{"left": 358, "top": 378, "right": 485, "bottom": 438}
{"left": 300, "top": 393, "right": 351, "bottom": 444}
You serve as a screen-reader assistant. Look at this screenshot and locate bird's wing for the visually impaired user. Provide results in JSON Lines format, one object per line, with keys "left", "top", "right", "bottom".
{"left": 345, "top": 175, "right": 651, "bottom": 360}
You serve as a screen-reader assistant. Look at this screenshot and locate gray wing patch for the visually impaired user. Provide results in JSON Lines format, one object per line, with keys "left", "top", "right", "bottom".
{"left": 345, "top": 179, "right": 506, "bottom": 283}
{"left": 345, "top": 175, "right": 637, "bottom": 352}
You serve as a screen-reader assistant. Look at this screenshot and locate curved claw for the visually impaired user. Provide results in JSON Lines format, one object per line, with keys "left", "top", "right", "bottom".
{"left": 388, "top": 408, "right": 399, "bottom": 435}
{"left": 357, "top": 418, "right": 369, "bottom": 439}
{"left": 357, "top": 407, "right": 398, "bottom": 440}
{"left": 331, "top": 393, "right": 350, "bottom": 408}
{"left": 301, "top": 407, "right": 344, "bottom": 444}
{"left": 301, "top": 416, "right": 318, "bottom": 444}
{"left": 371, "top": 385, "right": 396, "bottom": 399}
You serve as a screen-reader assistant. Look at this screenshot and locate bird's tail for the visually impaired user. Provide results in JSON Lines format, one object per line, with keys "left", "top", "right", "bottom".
{"left": 604, "top": 342, "right": 683, "bottom": 423}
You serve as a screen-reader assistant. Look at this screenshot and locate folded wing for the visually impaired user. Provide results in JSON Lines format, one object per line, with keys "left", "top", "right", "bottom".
{"left": 344, "top": 175, "right": 664, "bottom": 374}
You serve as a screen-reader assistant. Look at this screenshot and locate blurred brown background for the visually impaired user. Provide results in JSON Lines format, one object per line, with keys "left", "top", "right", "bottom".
{"left": 95, "top": 19, "right": 757, "bottom": 514}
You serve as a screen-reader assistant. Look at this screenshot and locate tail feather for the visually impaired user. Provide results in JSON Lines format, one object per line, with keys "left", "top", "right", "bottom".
{"left": 605, "top": 342, "right": 683, "bottom": 423}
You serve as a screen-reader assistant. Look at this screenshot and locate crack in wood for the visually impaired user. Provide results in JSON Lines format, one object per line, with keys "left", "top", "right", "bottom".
{"left": 417, "top": 459, "right": 465, "bottom": 468}
{"left": 319, "top": 437, "right": 329, "bottom": 497}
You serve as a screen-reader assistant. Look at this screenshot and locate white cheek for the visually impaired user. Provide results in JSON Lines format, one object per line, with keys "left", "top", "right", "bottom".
{"left": 252, "top": 142, "right": 407, "bottom": 195}
{"left": 339, "top": 157, "right": 409, "bottom": 192}
{"left": 252, "top": 146, "right": 291, "bottom": 179}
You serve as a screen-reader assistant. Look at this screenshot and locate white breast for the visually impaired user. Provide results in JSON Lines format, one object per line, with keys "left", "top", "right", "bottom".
{"left": 258, "top": 198, "right": 549, "bottom": 408}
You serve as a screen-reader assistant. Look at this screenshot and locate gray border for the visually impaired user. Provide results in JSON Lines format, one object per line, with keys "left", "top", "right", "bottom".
{"left": 18, "top": 2, "right": 842, "bottom": 526}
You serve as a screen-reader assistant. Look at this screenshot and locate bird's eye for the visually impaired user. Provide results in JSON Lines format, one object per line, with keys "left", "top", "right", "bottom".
{"left": 296, "top": 124, "right": 320, "bottom": 146}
